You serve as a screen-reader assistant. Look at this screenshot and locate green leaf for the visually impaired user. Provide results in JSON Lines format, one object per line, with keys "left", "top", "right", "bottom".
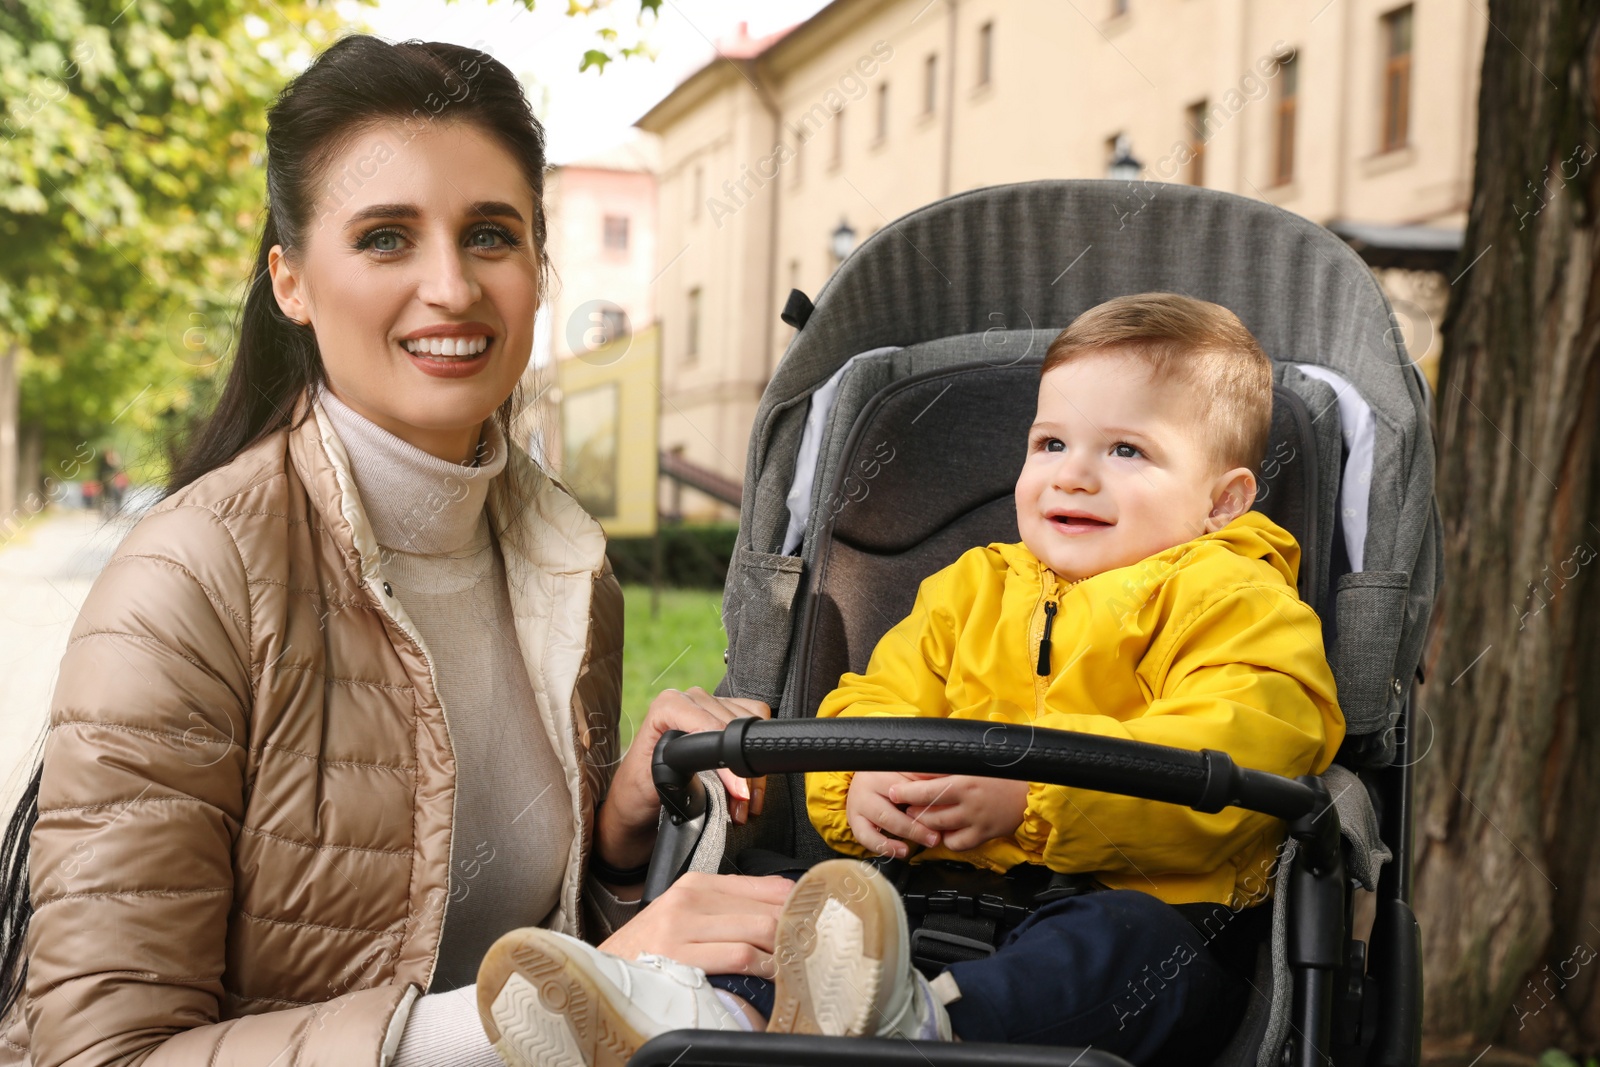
{"left": 579, "top": 48, "right": 611, "bottom": 73}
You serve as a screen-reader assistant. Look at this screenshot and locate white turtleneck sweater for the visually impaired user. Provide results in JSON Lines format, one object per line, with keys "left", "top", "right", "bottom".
{"left": 319, "top": 389, "right": 574, "bottom": 1064}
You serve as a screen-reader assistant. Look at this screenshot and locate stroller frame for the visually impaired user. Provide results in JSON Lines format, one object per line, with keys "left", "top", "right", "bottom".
{"left": 623, "top": 181, "right": 1435, "bottom": 1067}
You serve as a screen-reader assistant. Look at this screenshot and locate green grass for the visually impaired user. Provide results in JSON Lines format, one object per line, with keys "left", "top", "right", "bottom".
{"left": 619, "top": 584, "right": 728, "bottom": 753}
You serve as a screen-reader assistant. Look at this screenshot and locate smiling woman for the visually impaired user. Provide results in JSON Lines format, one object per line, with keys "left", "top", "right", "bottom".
{"left": 0, "top": 34, "right": 784, "bottom": 1067}
{"left": 268, "top": 165, "right": 539, "bottom": 461}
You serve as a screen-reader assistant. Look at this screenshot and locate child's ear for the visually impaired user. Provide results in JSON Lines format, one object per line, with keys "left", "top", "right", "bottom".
{"left": 1205, "top": 467, "right": 1258, "bottom": 532}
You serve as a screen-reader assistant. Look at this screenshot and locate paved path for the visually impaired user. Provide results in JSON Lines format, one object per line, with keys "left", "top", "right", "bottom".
{"left": 0, "top": 508, "right": 143, "bottom": 811}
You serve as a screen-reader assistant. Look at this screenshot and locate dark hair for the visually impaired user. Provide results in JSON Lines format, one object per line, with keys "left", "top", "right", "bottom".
{"left": 0, "top": 749, "right": 39, "bottom": 1020}
{"left": 0, "top": 33, "right": 552, "bottom": 1022}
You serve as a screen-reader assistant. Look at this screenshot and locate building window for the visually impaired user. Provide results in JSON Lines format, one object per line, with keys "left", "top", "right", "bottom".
{"left": 691, "top": 166, "right": 703, "bottom": 220}
{"left": 976, "top": 21, "right": 994, "bottom": 87}
{"left": 667, "top": 444, "right": 685, "bottom": 518}
{"left": 1274, "top": 54, "right": 1298, "bottom": 184}
{"left": 1185, "top": 100, "right": 1209, "bottom": 186}
{"left": 600, "top": 307, "right": 628, "bottom": 342}
{"left": 875, "top": 83, "right": 889, "bottom": 143}
{"left": 1380, "top": 5, "right": 1413, "bottom": 152}
{"left": 685, "top": 287, "right": 701, "bottom": 363}
{"left": 923, "top": 54, "right": 938, "bottom": 114}
{"left": 832, "top": 108, "right": 845, "bottom": 167}
{"left": 602, "top": 214, "right": 629, "bottom": 252}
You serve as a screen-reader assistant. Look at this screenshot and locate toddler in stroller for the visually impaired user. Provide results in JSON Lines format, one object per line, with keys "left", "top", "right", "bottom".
{"left": 476, "top": 293, "right": 1345, "bottom": 1067}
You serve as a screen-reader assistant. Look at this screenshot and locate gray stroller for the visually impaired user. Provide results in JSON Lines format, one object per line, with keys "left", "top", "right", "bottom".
{"left": 632, "top": 180, "right": 1439, "bottom": 1067}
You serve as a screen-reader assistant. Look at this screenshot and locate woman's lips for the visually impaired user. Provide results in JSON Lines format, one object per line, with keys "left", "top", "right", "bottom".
{"left": 401, "top": 336, "right": 493, "bottom": 379}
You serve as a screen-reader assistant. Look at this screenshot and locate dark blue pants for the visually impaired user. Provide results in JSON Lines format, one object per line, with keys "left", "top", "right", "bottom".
{"left": 710, "top": 888, "right": 1251, "bottom": 1065}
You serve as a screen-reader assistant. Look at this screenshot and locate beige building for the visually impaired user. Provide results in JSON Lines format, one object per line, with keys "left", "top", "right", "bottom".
{"left": 638, "top": 0, "right": 1487, "bottom": 522}
{"left": 527, "top": 141, "right": 659, "bottom": 468}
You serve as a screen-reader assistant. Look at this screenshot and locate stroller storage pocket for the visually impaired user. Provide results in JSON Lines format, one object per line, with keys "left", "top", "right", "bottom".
{"left": 1330, "top": 570, "right": 1412, "bottom": 739}
{"left": 719, "top": 548, "right": 806, "bottom": 709}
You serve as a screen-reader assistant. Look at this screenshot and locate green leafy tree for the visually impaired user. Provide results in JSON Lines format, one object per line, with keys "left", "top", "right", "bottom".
{"left": 0, "top": 0, "right": 662, "bottom": 524}
{"left": 0, "top": 0, "right": 350, "bottom": 519}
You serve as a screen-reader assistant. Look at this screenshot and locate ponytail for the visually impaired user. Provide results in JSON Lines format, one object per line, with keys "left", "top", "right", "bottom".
{"left": 0, "top": 760, "right": 42, "bottom": 1019}
{"left": 164, "top": 208, "right": 325, "bottom": 496}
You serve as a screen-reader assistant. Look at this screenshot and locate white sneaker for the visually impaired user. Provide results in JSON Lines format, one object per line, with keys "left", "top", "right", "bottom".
{"left": 477, "top": 927, "right": 746, "bottom": 1067}
{"left": 767, "top": 859, "right": 952, "bottom": 1041}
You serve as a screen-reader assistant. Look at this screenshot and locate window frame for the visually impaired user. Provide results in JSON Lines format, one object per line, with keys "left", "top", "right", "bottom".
{"left": 1185, "top": 100, "right": 1209, "bottom": 186}
{"left": 976, "top": 21, "right": 994, "bottom": 88}
{"left": 1379, "top": 5, "right": 1413, "bottom": 154}
{"left": 685, "top": 286, "right": 702, "bottom": 363}
{"left": 1273, "top": 54, "right": 1298, "bottom": 184}
{"left": 602, "top": 213, "right": 630, "bottom": 253}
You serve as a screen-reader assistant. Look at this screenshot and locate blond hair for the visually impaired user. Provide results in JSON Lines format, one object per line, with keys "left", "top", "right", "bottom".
{"left": 1041, "top": 293, "right": 1273, "bottom": 473}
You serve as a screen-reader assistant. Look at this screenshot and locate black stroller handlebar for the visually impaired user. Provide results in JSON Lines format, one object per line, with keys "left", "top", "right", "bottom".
{"left": 641, "top": 718, "right": 1350, "bottom": 1067}
{"left": 652, "top": 717, "right": 1321, "bottom": 824}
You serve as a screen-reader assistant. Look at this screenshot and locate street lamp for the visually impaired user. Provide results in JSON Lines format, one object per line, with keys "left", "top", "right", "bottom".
{"left": 831, "top": 218, "right": 857, "bottom": 263}
{"left": 1106, "top": 134, "right": 1143, "bottom": 182}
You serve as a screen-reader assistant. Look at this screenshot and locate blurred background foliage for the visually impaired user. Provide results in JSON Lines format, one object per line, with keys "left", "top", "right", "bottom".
{"left": 0, "top": 0, "right": 659, "bottom": 496}
{"left": 0, "top": 0, "right": 355, "bottom": 488}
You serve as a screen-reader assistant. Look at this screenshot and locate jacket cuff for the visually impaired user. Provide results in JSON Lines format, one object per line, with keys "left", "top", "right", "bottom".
{"left": 1012, "top": 781, "right": 1054, "bottom": 859}
{"left": 805, "top": 771, "right": 868, "bottom": 855}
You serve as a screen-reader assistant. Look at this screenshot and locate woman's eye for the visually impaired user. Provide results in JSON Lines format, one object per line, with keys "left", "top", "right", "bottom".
{"left": 354, "top": 228, "right": 405, "bottom": 254}
{"left": 470, "top": 224, "right": 522, "bottom": 250}
{"left": 1112, "top": 442, "right": 1142, "bottom": 459}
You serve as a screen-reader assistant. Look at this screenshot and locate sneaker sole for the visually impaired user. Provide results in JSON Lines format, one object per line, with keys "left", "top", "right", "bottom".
{"left": 477, "top": 930, "right": 646, "bottom": 1067}
{"left": 768, "top": 859, "right": 900, "bottom": 1037}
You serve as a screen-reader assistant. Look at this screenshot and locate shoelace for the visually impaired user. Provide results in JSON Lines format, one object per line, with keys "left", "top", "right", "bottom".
{"left": 632, "top": 953, "right": 707, "bottom": 988}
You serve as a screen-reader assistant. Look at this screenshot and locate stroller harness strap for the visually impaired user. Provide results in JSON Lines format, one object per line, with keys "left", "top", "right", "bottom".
{"left": 889, "top": 859, "right": 1106, "bottom": 973}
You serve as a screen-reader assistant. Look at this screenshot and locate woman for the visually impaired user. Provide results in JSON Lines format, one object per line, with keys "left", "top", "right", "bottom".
{"left": 0, "top": 36, "right": 791, "bottom": 1067}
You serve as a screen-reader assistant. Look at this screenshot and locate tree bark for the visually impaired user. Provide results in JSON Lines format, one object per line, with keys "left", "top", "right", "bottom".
{"left": 0, "top": 341, "right": 18, "bottom": 524}
{"left": 1418, "top": 1, "right": 1600, "bottom": 1059}
{"left": 18, "top": 423, "right": 42, "bottom": 510}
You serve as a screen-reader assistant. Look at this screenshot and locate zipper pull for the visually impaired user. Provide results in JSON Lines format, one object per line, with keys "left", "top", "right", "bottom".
{"left": 1036, "top": 600, "right": 1057, "bottom": 676}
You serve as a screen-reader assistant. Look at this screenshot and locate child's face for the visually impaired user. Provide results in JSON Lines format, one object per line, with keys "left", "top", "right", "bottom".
{"left": 1015, "top": 350, "right": 1257, "bottom": 582}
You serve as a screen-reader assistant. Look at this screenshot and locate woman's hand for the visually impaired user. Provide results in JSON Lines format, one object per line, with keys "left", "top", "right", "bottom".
{"left": 893, "top": 773, "right": 1029, "bottom": 853}
{"left": 596, "top": 872, "right": 793, "bottom": 976}
{"left": 595, "top": 687, "right": 770, "bottom": 873}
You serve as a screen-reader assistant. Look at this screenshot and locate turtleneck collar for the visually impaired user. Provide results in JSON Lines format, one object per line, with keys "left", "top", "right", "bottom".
{"left": 316, "top": 386, "right": 508, "bottom": 556}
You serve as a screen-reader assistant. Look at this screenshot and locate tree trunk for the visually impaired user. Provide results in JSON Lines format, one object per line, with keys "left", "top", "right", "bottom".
{"left": 1418, "top": 1, "right": 1600, "bottom": 1060}
{"left": 0, "top": 341, "right": 18, "bottom": 524}
{"left": 18, "top": 423, "right": 42, "bottom": 510}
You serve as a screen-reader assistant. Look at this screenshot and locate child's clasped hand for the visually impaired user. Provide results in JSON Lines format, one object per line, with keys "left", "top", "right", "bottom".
{"left": 845, "top": 770, "right": 1029, "bottom": 859}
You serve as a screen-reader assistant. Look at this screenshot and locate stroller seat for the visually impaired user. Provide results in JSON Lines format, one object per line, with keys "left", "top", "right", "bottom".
{"left": 635, "top": 181, "right": 1439, "bottom": 1067}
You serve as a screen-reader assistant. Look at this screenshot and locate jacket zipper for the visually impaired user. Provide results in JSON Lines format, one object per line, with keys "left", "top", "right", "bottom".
{"left": 1032, "top": 564, "right": 1063, "bottom": 718}
{"left": 1036, "top": 600, "right": 1057, "bottom": 676}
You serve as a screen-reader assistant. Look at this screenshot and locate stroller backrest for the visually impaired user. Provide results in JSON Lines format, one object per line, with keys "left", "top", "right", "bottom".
{"left": 786, "top": 346, "right": 1338, "bottom": 728}
{"left": 718, "top": 181, "right": 1441, "bottom": 777}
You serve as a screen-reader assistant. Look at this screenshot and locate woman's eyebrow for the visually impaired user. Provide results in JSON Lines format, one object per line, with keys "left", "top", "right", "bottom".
{"left": 467, "top": 201, "right": 527, "bottom": 224}
{"left": 344, "top": 202, "right": 416, "bottom": 226}
{"left": 343, "top": 201, "right": 527, "bottom": 227}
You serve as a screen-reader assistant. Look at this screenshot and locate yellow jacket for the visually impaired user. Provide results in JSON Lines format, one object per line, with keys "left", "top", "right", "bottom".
{"left": 807, "top": 511, "right": 1344, "bottom": 908}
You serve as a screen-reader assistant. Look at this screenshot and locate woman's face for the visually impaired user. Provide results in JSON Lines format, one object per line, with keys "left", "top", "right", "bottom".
{"left": 268, "top": 119, "right": 540, "bottom": 463}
